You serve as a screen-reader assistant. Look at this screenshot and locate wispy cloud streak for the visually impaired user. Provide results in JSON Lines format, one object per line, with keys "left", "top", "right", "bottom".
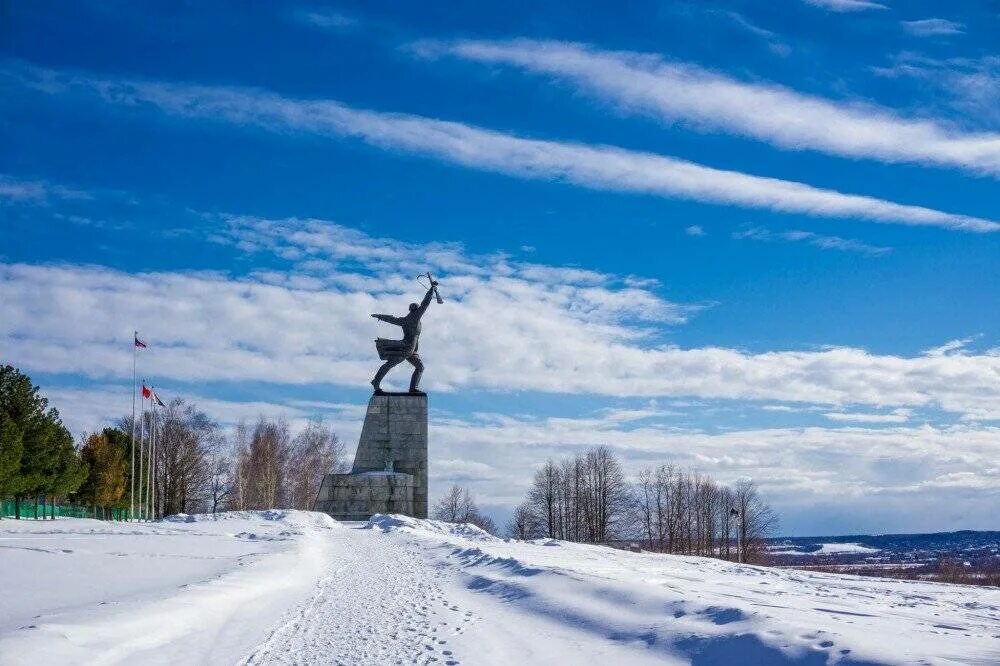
{"left": 417, "top": 39, "right": 1000, "bottom": 176}
{"left": 733, "top": 226, "right": 891, "bottom": 256}
{"left": 0, "top": 174, "right": 91, "bottom": 203}
{"left": 9, "top": 64, "right": 997, "bottom": 233}
{"left": 804, "top": 0, "right": 886, "bottom": 12}
{"left": 902, "top": 19, "right": 965, "bottom": 37}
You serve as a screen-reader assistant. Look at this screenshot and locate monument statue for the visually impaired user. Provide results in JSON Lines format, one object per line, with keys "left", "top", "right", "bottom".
{"left": 370, "top": 274, "right": 442, "bottom": 394}
{"left": 313, "top": 274, "right": 441, "bottom": 520}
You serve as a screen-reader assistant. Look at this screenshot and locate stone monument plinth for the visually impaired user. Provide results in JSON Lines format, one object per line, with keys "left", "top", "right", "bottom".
{"left": 313, "top": 392, "right": 428, "bottom": 520}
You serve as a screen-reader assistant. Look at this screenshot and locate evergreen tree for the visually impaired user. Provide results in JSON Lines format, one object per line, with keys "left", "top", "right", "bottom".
{"left": 0, "top": 366, "right": 84, "bottom": 518}
{"left": 0, "top": 417, "right": 24, "bottom": 517}
{"left": 19, "top": 407, "right": 70, "bottom": 518}
{"left": 0, "top": 365, "right": 46, "bottom": 517}
{"left": 49, "top": 432, "right": 88, "bottom": 518}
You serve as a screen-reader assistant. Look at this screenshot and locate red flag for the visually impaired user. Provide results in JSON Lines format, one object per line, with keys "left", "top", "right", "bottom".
{"left": 151, "top": 390, "right": 165, "bottom": 407}
{"left": 142, "top": 384, "right": 151, "bottom": 399}
{"left": 134, "top": 333, "right": 147, "bottom": 349}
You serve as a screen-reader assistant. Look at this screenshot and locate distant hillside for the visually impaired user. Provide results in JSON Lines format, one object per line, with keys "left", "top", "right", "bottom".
{"left": 768, "top": 531, "right": 1000, "bottom": 585}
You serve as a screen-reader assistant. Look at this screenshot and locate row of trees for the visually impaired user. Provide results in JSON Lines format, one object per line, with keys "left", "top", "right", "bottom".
{"left": 501, "top": 446, "right": 776, "bottom": 563}
{"left": 634, "top": 465, "right": 776, "bottom": 562}
{"left": 229, "top": 418, "right": 347, "bottom": 512}
{"left": 105, "top": 410, "right": 347, "bottom": 518}
{"left": 0, "top": 365, "right": 348, "bottom": 519}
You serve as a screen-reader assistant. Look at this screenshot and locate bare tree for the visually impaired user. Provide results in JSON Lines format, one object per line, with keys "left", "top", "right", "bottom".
{"left": 528, "top": 460, "right": 560, "bottom": 539}
{"left": 230, "top": 421, "right": 251, "bottom": 511}
{"left": 286, "top": 420, "right": 346, "bottom": 510}
{"left": 524, "top": 447, "right": 633, "bottom": 544}
{"left": 232, "top": 417, "right": 291, "bottom": 510}
{"left": 505, "top": 501, "right": 543, "bottom": 539}
{"left": 126, "top": 398, "right": 218, "bottom": 517}
{"left": 433, "top": 484, "right": 497, "bottom": 534}
{"left": 581, "top": 445, "right": 632, "bottom": 543}
{"left": 433, "top": 484, "right": 477, "bottom": 522}
{"left": 208, "top": 451, "right": 233, "bottom": 514}
{"left": 732, "top": 478, "right": 778, "bottom": 564}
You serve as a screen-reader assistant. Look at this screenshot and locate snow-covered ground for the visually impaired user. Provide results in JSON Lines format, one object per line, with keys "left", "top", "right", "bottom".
{"left": 771, "top": 543, "right": 882, "bottom": 556}
{"left": 2, "top": 512, "right": 999, "bottom": 665}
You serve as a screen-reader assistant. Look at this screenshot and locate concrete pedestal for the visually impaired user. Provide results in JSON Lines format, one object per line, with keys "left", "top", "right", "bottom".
{"left": 312, "top": 471, "right": 415, "bottom": 521}
{"left": 312, "top": 393, "right": 428, "bottom": 520}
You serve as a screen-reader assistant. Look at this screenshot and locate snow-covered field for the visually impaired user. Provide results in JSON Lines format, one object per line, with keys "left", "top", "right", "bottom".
{"left": 771, "top": 543, "right": 882, "bottom": 556}
{"left": 1, "top": 512, "right": 998, "bottom": 665}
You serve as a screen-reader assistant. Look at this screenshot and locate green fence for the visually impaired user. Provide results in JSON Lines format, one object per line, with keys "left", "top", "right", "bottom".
{"left": 1, "top": 499, "right": 132, "bottom": 521}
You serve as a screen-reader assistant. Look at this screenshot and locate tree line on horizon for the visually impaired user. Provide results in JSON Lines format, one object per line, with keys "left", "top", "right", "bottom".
{"left": 443, "top": 445, "right": 777, "bottom": 564}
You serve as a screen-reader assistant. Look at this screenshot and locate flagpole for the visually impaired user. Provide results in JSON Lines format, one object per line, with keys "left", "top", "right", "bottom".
{"left": 149, "top": 397, "right": 156, "bottom": 521}
{"left": 130, "top": 332, "right": 137, "bottom": 522}
{"left": 138, "top": 385, "right": 146, "bottom": 521}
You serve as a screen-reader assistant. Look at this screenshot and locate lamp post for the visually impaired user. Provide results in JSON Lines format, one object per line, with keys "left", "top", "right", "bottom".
{"left": 730, "top": 507, "right": 742, "bottom": 564}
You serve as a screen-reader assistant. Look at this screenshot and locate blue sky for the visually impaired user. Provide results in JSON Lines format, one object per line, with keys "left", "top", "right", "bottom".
{"left": 2, "top": 0, "right": 998, "bottom": 535}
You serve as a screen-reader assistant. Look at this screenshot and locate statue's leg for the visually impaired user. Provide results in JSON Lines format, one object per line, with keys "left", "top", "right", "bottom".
{"left": 407, "top": 354, "right": 424, "bottom": 392}
{"left": 372, "top": 357, "right": 402, "bottom": 391}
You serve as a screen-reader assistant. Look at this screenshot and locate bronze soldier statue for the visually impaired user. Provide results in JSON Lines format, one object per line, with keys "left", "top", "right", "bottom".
{"left": 370, "top": 277, "right": 441, "bottom": 394}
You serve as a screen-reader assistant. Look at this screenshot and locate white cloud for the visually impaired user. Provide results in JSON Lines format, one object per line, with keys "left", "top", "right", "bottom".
{"left": 417, "top": 39, "right": 1000, "bottom": 177}
{"left": 8, "top": 63, "right": 998, "bottom": 232}
{"left": 732, "top": 226, "right": 891, "bottom": 255}
{"left": 2, "top": 217, "right": 999, "bottom": 420}
{"left": 685, "top": 225, "right": 705, "bottom": 236}
{"left": 923, "top": 338, "right": 975, "bottom": 357}
{"left": 803, "top": 0, "right": 886, "bottom": 12}
{"left": 823, "top": 408, "right": 912, "bottom": 423}
{"left": 902, "top": 18, "right": 965, "bottom": 37}
{"left": 293, "top": 10, "right": 358, "bottom": 31}
{"left": 0, "top": 174, "right": 91, "bottom": 203}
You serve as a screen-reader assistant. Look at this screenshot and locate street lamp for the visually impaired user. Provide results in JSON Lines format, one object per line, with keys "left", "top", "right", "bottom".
{"left": 730, "top": 507, "right": 742, "bottom": 564}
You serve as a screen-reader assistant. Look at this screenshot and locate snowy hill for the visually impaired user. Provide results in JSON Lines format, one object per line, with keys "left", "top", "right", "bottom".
{"left": 1, "top": 512, "right": 999, "bottom": 665}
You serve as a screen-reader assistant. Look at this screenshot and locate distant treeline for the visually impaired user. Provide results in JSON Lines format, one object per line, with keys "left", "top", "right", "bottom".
{"left": 0, "top": 365, "right": 346, "bottom": 519}
{"left": 497, "top": 445, "right": 776, "bottom": 564}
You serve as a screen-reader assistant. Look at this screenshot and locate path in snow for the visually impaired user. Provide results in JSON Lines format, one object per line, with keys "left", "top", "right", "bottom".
{"left": 242, "top": 525, "right": 475, "bottom": 666}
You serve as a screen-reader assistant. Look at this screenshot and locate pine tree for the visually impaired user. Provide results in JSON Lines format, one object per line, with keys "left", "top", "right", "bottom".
{"left": 0, "top": 365, "right": 50, "bottom": 518}
{"left": 0, "top": 366, "right": 84, "bottom": 518}
{"left": 20, "top": 407, "right": 70, "bottom": 518}
{"left": 49, "top": 433, "right": 88, "bottom": 518}
{"left": 0, "top": 417, "right": 24, "bottom": 518}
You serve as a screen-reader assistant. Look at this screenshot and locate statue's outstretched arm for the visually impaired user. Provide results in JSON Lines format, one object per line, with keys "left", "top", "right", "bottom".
{"left": 372, "top": 313, "right": 405, "bottom": 326}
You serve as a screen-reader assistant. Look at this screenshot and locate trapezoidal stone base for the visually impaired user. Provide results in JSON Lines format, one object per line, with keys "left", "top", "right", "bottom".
{"left": 312, "top": 392, "right": 428, "bottom": 521}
